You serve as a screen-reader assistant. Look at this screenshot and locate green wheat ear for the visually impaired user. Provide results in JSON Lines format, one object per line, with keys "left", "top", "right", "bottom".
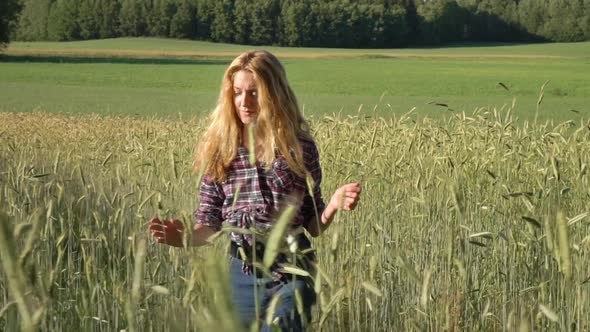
{"left": 263, "top": 204, "right": 296, "bottom": 268}
{"left": 248, "top": 122, "right": 256, "bottom": 166}
{"left": 556, "top": 211, "right": 571, "bottom": 281}
{"left": 0, "top": 212, "right": 41, "bottom": 332}
{"left": 126, "top": 238, "right": 147, "bottom": 332}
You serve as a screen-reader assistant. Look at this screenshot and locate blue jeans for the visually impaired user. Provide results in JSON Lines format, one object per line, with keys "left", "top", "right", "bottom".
{"left": 229, "top": 257, "right": 316, "bottom": 331}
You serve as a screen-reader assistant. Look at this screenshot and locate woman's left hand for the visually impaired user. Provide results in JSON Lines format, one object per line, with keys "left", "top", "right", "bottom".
{"left": 329, "top": 182, "right": 362, "bottom": 211}
{"left": 307, "top": 182, "right": 362, "bottom": 237}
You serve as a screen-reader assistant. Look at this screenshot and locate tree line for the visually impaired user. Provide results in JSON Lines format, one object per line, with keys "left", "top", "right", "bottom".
{"left": 10, "top": 0, "right": 590, "bottom": 47}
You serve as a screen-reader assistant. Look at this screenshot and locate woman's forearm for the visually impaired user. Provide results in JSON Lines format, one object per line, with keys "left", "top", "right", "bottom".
{"left": 306, "top": 203, "right": 338, "bottom": 237}
{"left": 191, "top": 224, "right": 218, "bottom": 246}
{"left": 306, "top": 182, "right": 362, "bottom": 237}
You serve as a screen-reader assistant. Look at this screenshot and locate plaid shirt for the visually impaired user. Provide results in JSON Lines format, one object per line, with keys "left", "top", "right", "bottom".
{"left": 194, "top": 136, "right": 326, "bottom": 251}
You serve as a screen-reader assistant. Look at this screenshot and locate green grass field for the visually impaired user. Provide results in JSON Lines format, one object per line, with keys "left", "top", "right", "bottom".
{"left": 1, "top": 38, "right": 589, "bottom": 122}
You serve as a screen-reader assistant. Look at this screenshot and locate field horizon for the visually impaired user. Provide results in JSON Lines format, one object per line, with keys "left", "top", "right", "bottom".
{"left": 6, "top": 37, "right": 590, "bottom": 59}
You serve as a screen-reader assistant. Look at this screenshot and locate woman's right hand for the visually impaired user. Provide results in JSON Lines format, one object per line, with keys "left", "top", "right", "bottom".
{"left": 149, "top": 217, "right": 185, "bottom": 247}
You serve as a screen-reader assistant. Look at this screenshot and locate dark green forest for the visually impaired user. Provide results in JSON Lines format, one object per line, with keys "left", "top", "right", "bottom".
{"left": 11, "top": 0, "right": 590, "bottom": 47}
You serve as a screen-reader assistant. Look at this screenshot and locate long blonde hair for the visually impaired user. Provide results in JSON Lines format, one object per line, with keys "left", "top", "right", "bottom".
{"left": 194, "top": 50, "right": 310, "bottom": 182}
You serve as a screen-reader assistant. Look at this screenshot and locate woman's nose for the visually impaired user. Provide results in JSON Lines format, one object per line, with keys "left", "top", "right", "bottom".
{"left": 241, "top": 93, "right": 254, "bottom": 107}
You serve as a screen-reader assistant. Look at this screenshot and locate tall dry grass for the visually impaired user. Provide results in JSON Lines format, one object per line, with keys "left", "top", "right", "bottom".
{"left": 0, "top": 108, "right": 589, "bottom": 331}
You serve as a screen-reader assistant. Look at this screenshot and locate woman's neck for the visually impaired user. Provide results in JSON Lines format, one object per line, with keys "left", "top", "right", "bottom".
{"left": 241, "top": 126, "right": 266, "bottom": 161}
{"left": 241, "top": 126, "right": 252, "bottom": 148}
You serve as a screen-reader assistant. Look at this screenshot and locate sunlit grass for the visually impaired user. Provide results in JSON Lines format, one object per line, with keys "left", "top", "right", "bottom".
{"left": 1, "top": 104, "right": 589, "bottom": 330}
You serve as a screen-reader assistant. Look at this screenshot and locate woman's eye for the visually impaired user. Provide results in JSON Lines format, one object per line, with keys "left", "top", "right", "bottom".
{"left": 250, "top": 91, "right": 257, "bottom": 97}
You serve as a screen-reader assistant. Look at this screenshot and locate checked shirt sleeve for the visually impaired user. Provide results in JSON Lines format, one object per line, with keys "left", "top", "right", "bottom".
{"left": 194, "top": 175, "right": 225, "bottom": 231}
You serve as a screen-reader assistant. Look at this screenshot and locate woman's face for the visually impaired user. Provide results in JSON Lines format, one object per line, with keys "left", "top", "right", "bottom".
{"left": 233, "top": 70, "right": 259, "bottom": 125}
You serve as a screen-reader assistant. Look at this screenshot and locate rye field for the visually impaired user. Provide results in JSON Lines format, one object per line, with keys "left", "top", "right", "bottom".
{"left": 1, "top": 39, "right": 590, "bottom": 331}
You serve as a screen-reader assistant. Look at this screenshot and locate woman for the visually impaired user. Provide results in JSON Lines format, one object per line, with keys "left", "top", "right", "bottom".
{"left": 149, "top": 50, "right": 361, "bottom": 331}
